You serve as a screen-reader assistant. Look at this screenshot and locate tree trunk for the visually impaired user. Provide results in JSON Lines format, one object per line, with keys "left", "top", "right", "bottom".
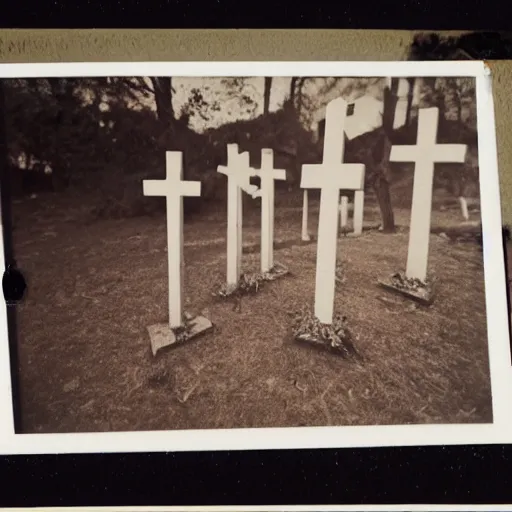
{"left": 289, "top": 77, "right": 298, "bottom": 104}
{"left": 405, "top": 77, "right": 416, "bottom": 126}
{"left": 374, "top": 80, "right": 399, "bottom": 233}
{"left": 422, "top": 77, "right": 437, "bottom": 97}
{"left": 263, "top": 77, "right": 272, "bottom": 115}
{"left": 295, "top": 77, "right": 308, "bottom": 113}
{"left": 373, "top": 174, "right": 395, "bottom": 233}
{"left": 449, "top": 79, "right": 463, "bottom": 125}
{"left": 382, "top": 78, "right": 399, "bottom": 133}
{"left": 150, "top": 77, "right": 175, "bottom": 148}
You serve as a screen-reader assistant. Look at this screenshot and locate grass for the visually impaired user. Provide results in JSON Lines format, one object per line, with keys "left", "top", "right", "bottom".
{"left": 11, "top": 191, "right": 492, "bottom": 433}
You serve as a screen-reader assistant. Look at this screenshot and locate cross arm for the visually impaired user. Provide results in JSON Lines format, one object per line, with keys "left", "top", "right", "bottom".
{"left": 143, "top": 179, "right": 201, "bottom": 197}
{"left": 300, "top": 163, "right": 365, "bottom": 190}
{"left": 389, "top": 145, "right": 418, "bottom": 163}
{"left": 143, "top": 179, "right": 165, "bottom": 197}
{"left": 217, "top": 150, "right": 260, "bottom": 196}
{"left": 390, "top": 143, "right": 468, "bottom": 164}
{"left": 181, "top": 181, "right": 202, "bottom": 197}
{"left": 433, "top": 144, "right": 467, "bottom": 163}
{"left": 253, "top": 168, "right": 287, "bottom": 181}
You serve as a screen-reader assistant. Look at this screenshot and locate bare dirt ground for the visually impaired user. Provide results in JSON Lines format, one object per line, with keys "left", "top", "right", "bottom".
{"left": 11, "top": 192, "right": 492, "bottom": 433}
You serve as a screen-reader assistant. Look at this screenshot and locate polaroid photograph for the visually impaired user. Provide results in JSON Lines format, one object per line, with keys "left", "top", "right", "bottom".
{"left": 0, "top": 61, "right": 510, "bottom": 455}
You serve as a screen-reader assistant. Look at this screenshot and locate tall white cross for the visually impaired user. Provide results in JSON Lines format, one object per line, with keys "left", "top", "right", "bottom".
{"left": 143, "top": 151, "right": 202, "bottom": 329}
{"left": 390, "top": 107, "right": 467, "bottom": 282}
{"left": 301, "top": 97, "right": 365, "bottom": 324}
{"left": 217, "top": 143, "right": 258, "bottom": 287}
{"left": 252, "top": 149, "right": 287, "bottom": 272}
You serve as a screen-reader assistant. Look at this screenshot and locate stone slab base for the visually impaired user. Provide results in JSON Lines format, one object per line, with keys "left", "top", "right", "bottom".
{"left": 377, "top": 278, "right": 434, "bottom": 306}
{"left": 148, "top": 315, "right": 213, "bottom": 356}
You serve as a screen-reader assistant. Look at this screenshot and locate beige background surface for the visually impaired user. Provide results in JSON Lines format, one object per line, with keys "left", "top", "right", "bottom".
{"left": 0, "top": 29, "right": 510, "bottom": 224}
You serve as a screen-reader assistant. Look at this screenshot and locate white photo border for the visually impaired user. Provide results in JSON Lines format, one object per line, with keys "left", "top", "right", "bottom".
{"left": 5, "top": 504, "right": 512, "bottom": 512}
{"left": 0, "top": 60, "right": 510, "bottom": 455}
{"left": 3, "top": 507, "right": 512, "bottom": 512}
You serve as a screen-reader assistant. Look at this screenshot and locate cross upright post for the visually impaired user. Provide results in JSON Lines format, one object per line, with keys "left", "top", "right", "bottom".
{"left": 300, "top": 97, "right": 365, "bottom": 324}
{"left": 390, "top": 107, "right": 467, "bottom": 282}
{"left": 353, "top": 190, "right": 365, "bottom": 236}
{"left": 301, "top": 190, "right": 310, "bottom": 241}
{"left": 339, "top": 195, "right": 349, "bottom": 229}
{"left": 252, "top": 148, "right": 287, "bottom": 272}
{"left": 143, "top": 151, "right": 202, "bottom": 329}
{"left": 218, "top": 143, "right": 258, "bottom": 287}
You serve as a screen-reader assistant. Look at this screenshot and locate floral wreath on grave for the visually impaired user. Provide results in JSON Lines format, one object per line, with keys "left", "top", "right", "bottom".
{"left": 387, "top": 271, "right": 437, "bottom": 303}
{"left": 291, "top": 306, "right": 362, "bottom": 360}
{"left": 213, "top": 262, "right": 290, "bottom": 300}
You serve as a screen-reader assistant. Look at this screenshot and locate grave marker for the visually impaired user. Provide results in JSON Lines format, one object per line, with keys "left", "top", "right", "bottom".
{"left": 217, "top": 144, "right": 258, "bottom": 287}
{"left": 301, "top": 97, "right": 365, "bottom": 324}
{"left": 252, "top": 149, "right": 287, "bottom": 272}
{"left": 301, "top": 190, "right": 311, "bottom": 242}
{"left": 143, "top": 151, "right": 213, "bottom": 355}
{"left": 303, "top": 105, "right": 366, "bottom": 241}
{"left": 389, "top": 107, "right": 467, "bottom": 282}
{"left": 339, "top": 195, "right": 349, "bottom": 229}
{"left": 459, "top": 196, "right": 470, "bottom": 221}
{"left": 353, "top": 190, "right": 365, "bottom": 236}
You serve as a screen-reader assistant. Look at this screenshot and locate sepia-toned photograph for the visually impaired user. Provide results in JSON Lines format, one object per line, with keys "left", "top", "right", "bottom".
{"left": 0, "top": 62, "right": 508, "bottom": 450}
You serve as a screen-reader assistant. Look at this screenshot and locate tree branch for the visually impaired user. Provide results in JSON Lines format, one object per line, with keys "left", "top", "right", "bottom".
{"left": 127, "top": 77, "right": 155, "bottom": 96}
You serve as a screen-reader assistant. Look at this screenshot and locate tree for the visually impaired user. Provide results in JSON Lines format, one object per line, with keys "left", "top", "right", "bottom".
{"left": 149, "top": 77, "right": 175, "bottom": 148}
{"left": 4, "top": 77, "right": 114, "bottom": 191}
{"left": 3, "top": 76, "right": 167, "bottom": 198}
{"left": 107, "top": 77, "right": 177, "bottom": 149}
{"left": 178, "top": 86, "right": 221, "bottom": 124}
{"left": 292, "top": 77, "right": 312, "bottom": 117}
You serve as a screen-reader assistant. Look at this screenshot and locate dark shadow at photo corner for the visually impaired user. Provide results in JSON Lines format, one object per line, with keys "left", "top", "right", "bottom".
{"left": 407, "top": 30, "right": 512, "bottom": 61}
{"left": 407, "top": 30, "right": 512, "bottom": 363}
{"left": 502, "top": 225, "right": 512, "bottom": 365}
{"left": 0, "top": 80, "right": 23, "bottom": 434}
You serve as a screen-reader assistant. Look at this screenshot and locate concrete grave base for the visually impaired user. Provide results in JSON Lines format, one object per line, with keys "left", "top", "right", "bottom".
{"left": 148, "top": 315, "right": 214, "bottom": 356}
{"left": 377, "top": 277, "right": 435, "bottom": 306}
{"left": 345, "top": 231, "right": 365, "bottom": 238}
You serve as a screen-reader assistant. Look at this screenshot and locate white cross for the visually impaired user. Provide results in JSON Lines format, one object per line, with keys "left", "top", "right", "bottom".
{"left": 252, "top": 149, "right": 287, "bottom": 272}
{"left": 300, "top": 97, "right": 365, "bottom": 324}
{"left": 390, "top": 107, "right": 467, "bottom": 282}
{"left": 143, "top": 151, "right": 202, "bottom": 329}
{"left": 339, "top": 195, "right": 349, "bottom": 229}
{"left": 217, "top": 143, "right": 259, "bottom": 286}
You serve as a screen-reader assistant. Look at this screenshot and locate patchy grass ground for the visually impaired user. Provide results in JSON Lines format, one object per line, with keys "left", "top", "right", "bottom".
{"left": 12, "top": 191, "right": 492, "bottom": 433}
